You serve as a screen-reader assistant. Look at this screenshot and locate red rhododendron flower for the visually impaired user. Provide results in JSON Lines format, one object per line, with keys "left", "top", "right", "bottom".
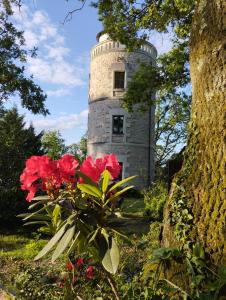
{"left": 66, "top": 262, "right": 74, "bottom": 271}
{"left": 20, "top": 154, "right": 79, "bottom": 202}
{"left": 86, "top": 266, "right": 94, "bottom": 280}
{"left": 80, "top": 154, "right": 121, "bottom": 183}
{"left": 57, "top": 154, "right": 79, "bottom": 183}
{"left": 76, "top": 257, "right": 84, "bottom": 268}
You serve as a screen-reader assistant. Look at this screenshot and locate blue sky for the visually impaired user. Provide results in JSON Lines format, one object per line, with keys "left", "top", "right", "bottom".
{"left": 9, "top": 0, "right": 172, "bottom": 145}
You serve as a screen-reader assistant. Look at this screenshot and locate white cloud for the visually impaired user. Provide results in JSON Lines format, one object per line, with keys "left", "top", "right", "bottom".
{"left": 23, "top": 30, "right": 39, "bottom": 48}
{"left": 32, "top": 110, "right": 88, "bottom": 132}
{"left": 47, "top": 89, "right": 72, "bottom": 97}
{"left": 12, "top": 4, "right": 87, "bottom": 89}
{"left": 27, "top": 57, "right": 84, "bottom": 86}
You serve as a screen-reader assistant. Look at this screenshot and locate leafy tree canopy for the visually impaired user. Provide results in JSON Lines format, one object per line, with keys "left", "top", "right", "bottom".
{"left": 41, "top": 130, "right": 67, "bottom": 160}
{"left": 0, "top": 0, "right": 48, "bottom": 115}
{"left": 67, "top": 133, "right": 87, "bottom": 162}
{"left": 0, "top": 107, "right": 44, "bottom": 223}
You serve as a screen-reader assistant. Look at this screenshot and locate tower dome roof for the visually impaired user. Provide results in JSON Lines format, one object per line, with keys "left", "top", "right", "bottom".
{"left": 96, "top": 31, "right": 110, "bottom": 43}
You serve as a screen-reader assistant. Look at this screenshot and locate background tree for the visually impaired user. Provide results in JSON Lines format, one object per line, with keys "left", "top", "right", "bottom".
{"left": 0, "top": 0, "right": 48, "bottom": 115}
{"left": 0, "top": 107, "right": 44, "bottom": 224}
{"left": 67, "top": 133, "right": 87, "bottom": 161}
{"left": 41, "top": 130, "right": 67, "bottom": 160}
{"left": 90, "top": 0, "right": 225, "bottom": 265}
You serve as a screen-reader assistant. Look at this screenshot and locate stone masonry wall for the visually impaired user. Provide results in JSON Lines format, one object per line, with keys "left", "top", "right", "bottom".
{"left": 87, "top": 36, "right": 156, "bottom": 188}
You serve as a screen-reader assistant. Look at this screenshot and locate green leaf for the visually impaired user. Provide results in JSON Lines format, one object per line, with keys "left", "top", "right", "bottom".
{"left": 52, "top": 204, "right": 61, "bottom": 227}
{"left": 28, "top": 201, "right": 46, "bottom": 210}
{"left": 24, "top": 221, "right": 48, "bottom": 226}
{"left": 101, "top": 231, "right": 120, "bottom": 274}
{"left": 109, "top": 175, "right": 137, "bottom": 192}
{"left": 101, "top": 170, "right": 110, "bottom": 193}
{"left": 105, "top": 185, "right": 134, "bottom": 206}
{"left": 77, "top": 183, "right": 102, "bottom": 198}
{"left": 52, "top": 224, "right": 76, "bottom": 262}
{"left": 18, "top": 206, "right": 47, "bottom": 221}
{"left": 67, "top": 231, "right": 81, "bottom": 255}
{"left": 193, "top": 243, "right": 205, "bottom": 259}
{"left": 31, "top": 195, "right": 51, "bottom": 201}
{"left": 18, "top": 213, "right": 51, "bottom": 221}
{"left": 88, "top": 228, "right": 100, "bottom": 243}
{"left": 34, "top": 222, "right": 68, "bottom": 261}
{"left": 76, "top": 171, "right": 98, "bottom": 186}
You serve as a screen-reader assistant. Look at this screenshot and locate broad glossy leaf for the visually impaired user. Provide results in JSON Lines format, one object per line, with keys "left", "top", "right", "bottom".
{"left": 105, "top": 185, "right": 134, "bottom": 205}
{"left": 52, "top": 204, "right": 61, "bottom": 227}
{"left": 34, "top": 223, "right": 68, "bottom": 260}
{"left": 52, "top": 224, "right": 76, "bottom": 262}
{"left": 101, "top": 170, "right": 110, "bottom": 193}
{"left": 101, "top": 231, "right": 120, "bottom": 274}
{"left": 77, "top": 183, "right": 102, "bottom": 198}
{"left": 109, "top": 175, "right": 137, "bottom": 192}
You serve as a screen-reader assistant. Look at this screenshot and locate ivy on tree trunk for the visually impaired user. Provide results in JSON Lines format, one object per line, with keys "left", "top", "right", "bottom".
{"left": 163, "top": 0, "right": 226, "bottom": 265}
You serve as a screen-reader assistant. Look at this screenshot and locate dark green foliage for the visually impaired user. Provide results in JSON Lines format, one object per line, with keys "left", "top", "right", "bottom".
{"left": 41, "top": 130, "right": 67, "bottom": 160}
{"left": 14, "top": 263, "right": 63, "bottom": 300}
{"left": 0, "top": 107, "right": 44, "bottom": 224}
{"left": 143, "top": 244, "right": 226, "bottom": 299}
{"left": 143, "top": 181, "right": 167, "bottom": 220}
{"left": 96, "top": 0, "right": 195, "bottom": 48}
{"left": 67, "top": 133, "right": 88, "bottom": 162}
{"left": 0, "top": 2, "right": 48, "bottom": 115}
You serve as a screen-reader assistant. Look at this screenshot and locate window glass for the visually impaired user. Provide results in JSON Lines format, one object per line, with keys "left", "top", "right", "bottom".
{"left": 114, "top": 71, "right": 125, "bottom": 89}
{"left": 112, "top": 115, "right": 124, "bottom": 134}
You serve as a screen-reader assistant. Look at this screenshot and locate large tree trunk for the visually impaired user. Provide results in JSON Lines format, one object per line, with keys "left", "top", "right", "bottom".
{"left": 163, "top": 0, "right": 226, "bottom": 265}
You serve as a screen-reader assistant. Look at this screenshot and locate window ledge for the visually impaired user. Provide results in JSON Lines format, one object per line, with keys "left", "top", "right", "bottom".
{"left": 113, "top": 89, "right": 125, "bottom": 97}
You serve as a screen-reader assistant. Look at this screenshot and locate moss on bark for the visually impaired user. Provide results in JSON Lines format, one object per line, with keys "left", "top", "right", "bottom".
{"left": 163, "top": 0, "right": 226, "bottom": 266}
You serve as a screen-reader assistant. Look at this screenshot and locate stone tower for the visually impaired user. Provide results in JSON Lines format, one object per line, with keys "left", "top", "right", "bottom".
{"left": 87, "top": 32, "right": 157, "bottom": 188}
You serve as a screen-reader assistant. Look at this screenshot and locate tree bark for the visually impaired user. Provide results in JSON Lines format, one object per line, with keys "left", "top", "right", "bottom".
{"left": 163, "top": 0, "right": 226, "bottom": 265}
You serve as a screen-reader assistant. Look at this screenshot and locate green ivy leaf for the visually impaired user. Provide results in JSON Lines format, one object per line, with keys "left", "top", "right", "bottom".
{"left": 193, "top": 243, "right": 205, "bottom": 259}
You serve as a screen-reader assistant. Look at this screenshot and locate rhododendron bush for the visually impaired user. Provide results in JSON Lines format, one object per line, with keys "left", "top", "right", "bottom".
{"left": 19, "top": 153, "right": 136, "bottom": 277}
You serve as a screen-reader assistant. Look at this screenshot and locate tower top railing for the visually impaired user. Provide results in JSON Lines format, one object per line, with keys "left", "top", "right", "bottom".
{"left": 91, "top": 32, "right": 157, "bottom": 59}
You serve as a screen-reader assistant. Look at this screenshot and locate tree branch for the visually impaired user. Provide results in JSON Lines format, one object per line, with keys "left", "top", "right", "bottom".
{"left": 62, "top": 0, "right": 87, "bottom": 24}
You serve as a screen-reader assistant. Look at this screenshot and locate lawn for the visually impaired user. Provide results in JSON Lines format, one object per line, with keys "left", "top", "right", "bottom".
{"left": 0, "top": 196, "right": 150, "bottom": 299}
{"left": 121, "top": 197, "right": 145, "bottom": 214}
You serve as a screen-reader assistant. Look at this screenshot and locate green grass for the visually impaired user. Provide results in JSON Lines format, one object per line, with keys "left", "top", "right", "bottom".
{"left": 111, "top": 197, "right": 151, "bottom": 234}
{"left": 0, "top": 229, "right": 58, "bottom": 298}
{"left": 121, "top": 197, "right": 145, "bottom": 215}
{"left": 0, "top": 233, "right": 46, "bottom": 260}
